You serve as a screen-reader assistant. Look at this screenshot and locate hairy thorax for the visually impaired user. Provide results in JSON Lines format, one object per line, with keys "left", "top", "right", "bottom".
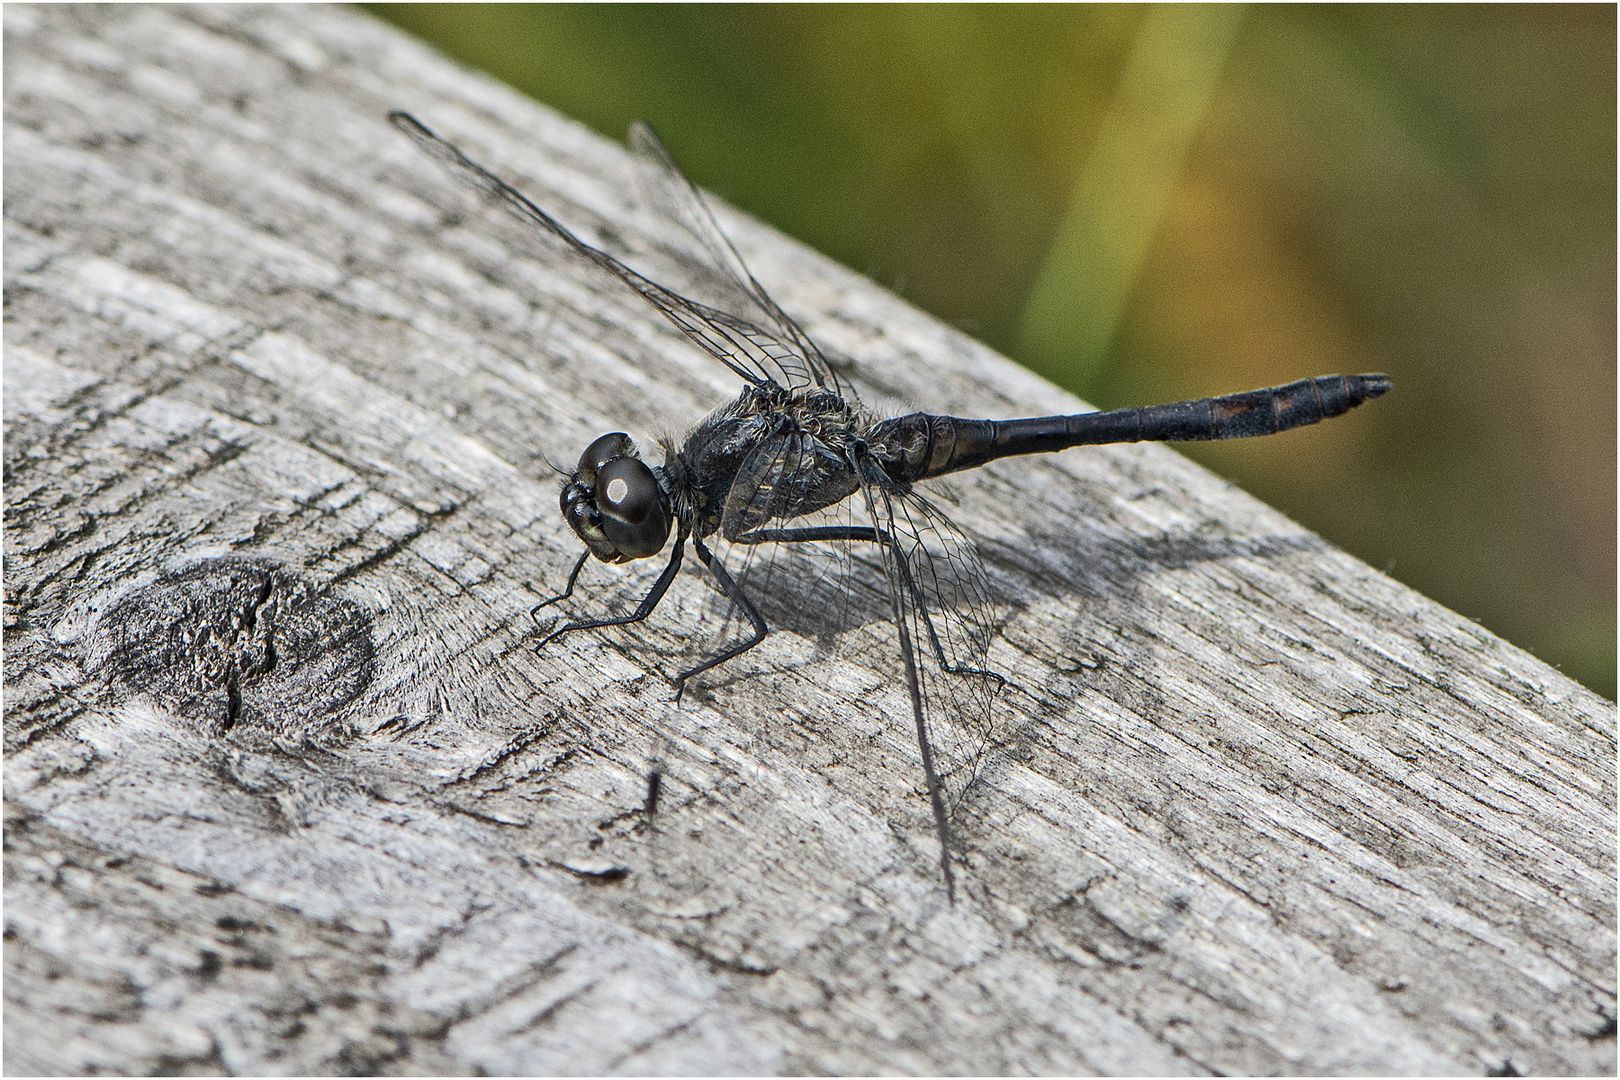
{"left": 665, "top": 384, "right": 869, "bottom": 541}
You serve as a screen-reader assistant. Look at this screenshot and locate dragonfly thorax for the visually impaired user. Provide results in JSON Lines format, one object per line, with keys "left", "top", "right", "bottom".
{"left": 560, "top": 432, "right": 673, "bottom": 563}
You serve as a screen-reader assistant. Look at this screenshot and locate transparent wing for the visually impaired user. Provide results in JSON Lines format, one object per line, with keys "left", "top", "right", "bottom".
{"left": 391, "top": 112, "right": 819, "bottom": 393}
{"left": 694, "top": 429, "right": 875, "bottom": 669}
{"left": 710, "top": 431, "right": 1002, "bottom": 826}
{"left": 661, "top": 421, "right": 1002, "bottom": 898}
{"left": 858, "top": 468, "right": 1003, "bottom": 831}
{"left": 628, "top": 122, "right": 852, "bottom": 400}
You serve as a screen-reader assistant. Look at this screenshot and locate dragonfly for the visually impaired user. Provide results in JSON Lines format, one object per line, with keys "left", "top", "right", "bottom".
{"left": 390, "top": 111, "right": 1390, "bottom": 900}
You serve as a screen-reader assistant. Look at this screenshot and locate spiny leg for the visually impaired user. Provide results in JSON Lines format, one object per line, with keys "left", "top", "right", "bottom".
{"left": 738, "top": 525, "right": 1004, "bottom": 689}
{"left": 741, "top": 523, "right": 985, "bottom": 901}
{"left": 684, "top": 523, "right": 986, "bottom": 899}
{"left": 741, "top": 527, "right": 965, "bottom": 900}
{"left": 676, "top": 536, "right": 770, "bottom": 697}
{"left": 531, "top": 550, "right": 591, "bottom": 622}
{"left": 534, "top": 535, "right": 687, "bottom": 651}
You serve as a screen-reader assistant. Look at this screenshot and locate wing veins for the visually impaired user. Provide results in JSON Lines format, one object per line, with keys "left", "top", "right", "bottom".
{"left": 392, "top": 113, "right": 820, "bottom": 391}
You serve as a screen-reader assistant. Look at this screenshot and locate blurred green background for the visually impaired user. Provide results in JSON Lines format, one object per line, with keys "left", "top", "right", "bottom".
{"left": 370, "top": 4, "right": 1616, "bottom": 699}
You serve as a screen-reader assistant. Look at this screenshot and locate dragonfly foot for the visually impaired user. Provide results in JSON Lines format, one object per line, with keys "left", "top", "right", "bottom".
{"left": 533, "top": 626, "right": 570, "bottom": 653}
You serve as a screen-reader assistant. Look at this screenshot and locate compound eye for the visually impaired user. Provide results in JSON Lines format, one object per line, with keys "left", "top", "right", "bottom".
{"left": 577, "top": 432, "right": 634, "bottom": 484}
{"left": 596, "top": 457, "right": 670, "bottom": 559}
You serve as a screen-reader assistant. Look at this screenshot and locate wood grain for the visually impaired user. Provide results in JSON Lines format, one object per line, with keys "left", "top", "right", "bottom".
{"left": 5, "top": 6, "right": 1613, "bottom": 1075}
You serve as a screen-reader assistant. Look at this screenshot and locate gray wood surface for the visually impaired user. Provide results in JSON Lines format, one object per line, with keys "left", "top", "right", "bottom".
{"left": 5, "top": 5, "right": 1614, "bottom": 1075}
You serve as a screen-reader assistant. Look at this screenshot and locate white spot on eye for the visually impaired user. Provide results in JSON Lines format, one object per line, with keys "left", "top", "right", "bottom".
{"left": 606, "top": 478, "right": 629, "bottom": 504}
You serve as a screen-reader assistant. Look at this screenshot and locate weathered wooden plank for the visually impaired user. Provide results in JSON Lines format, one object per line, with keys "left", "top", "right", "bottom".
{"left": 4, "top": 5, "right": 1613, "bottom": 1075}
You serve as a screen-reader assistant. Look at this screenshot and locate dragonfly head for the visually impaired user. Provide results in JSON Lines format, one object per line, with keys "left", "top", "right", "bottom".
{"left": 561, "top": 433, "right": 672, "bottom": 563}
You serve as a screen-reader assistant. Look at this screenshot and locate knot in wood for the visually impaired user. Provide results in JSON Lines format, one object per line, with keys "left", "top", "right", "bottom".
{"left": 96, "top": 557, "right": 374, "bottom": 738}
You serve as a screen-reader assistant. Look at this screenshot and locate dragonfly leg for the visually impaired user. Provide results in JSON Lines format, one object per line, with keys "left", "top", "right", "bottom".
{"left": 734, "top": 526, "right": 974, "bottom": 901}
{"left": 530, "top": 550, "right": 591, "bottom": 622}
{"left": 675, "top": 536, "right": 770, "bottom": 698}
{"left": 720, "top": 526, "right": 962, "bottom": 898}
{"left": 737, "top": 526, "right": 1005, "bottom": 690}
{"left": 535, "top": 535, "right": 687, "bottom": 651}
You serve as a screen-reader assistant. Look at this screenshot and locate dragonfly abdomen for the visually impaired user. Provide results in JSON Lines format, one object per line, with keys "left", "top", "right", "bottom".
{"left": 879, "top": 374, "right": 1391, "bottom": 481}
